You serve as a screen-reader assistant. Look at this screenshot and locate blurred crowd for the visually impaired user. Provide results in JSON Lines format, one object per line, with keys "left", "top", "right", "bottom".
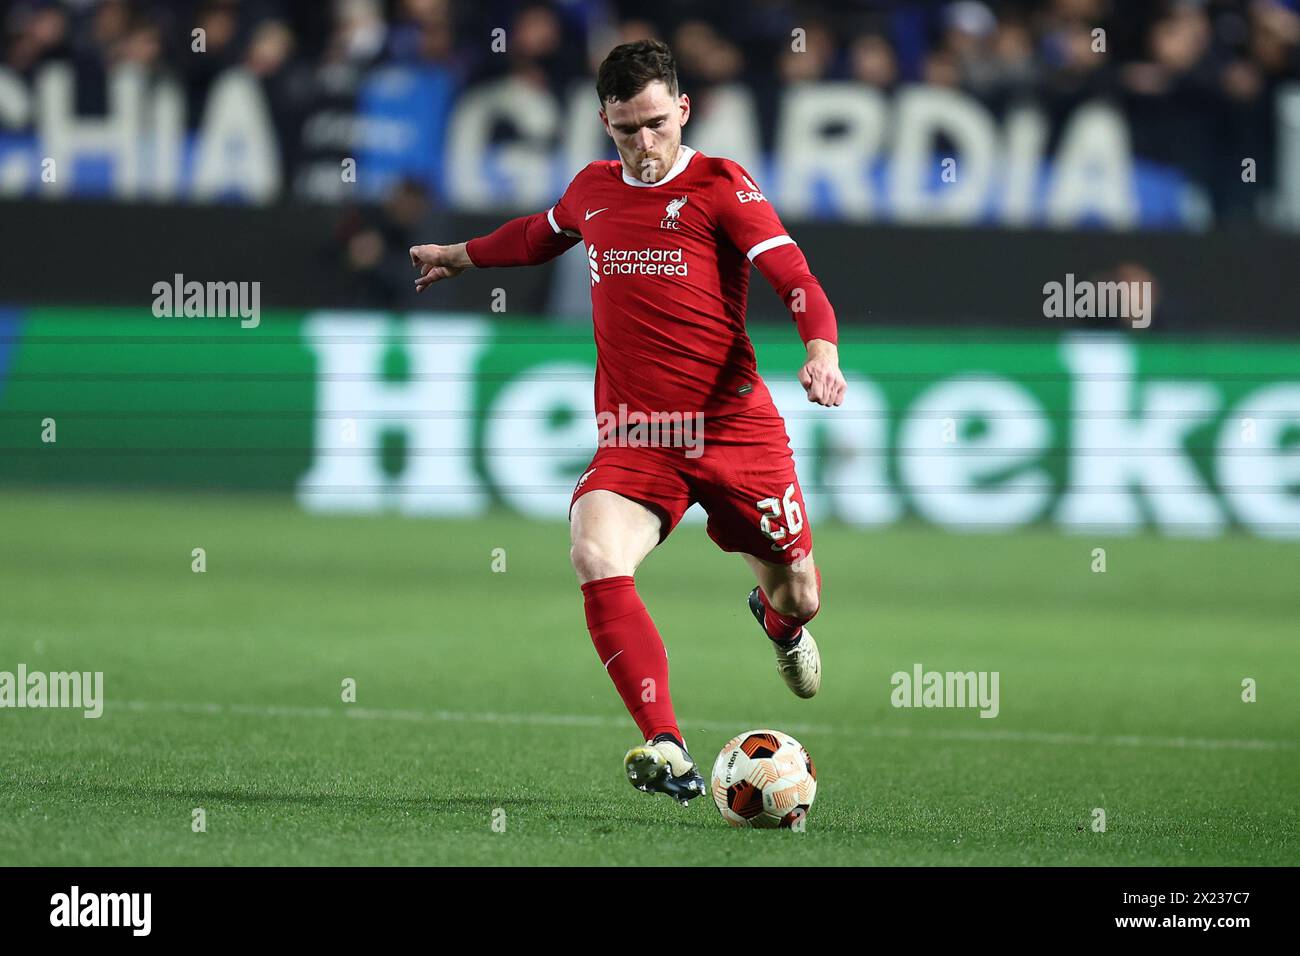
{"left": 3, "top": 0, "right": 1299, "bottom": 233}
{"left": 5, "top": 0, "right": 1297, "bottom": 105}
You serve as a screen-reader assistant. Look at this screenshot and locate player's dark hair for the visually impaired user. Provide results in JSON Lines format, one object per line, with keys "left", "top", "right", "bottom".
{"left": 596, "top": 39, "right": 679, "bottom": 105}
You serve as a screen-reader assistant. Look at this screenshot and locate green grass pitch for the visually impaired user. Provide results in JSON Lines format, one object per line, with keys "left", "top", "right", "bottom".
{"left": 1, "top": 489, "right": 1296, "bottom": 866}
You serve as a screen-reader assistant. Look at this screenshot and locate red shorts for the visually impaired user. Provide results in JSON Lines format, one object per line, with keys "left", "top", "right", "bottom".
{"left": 569, "top": 403, "right": 813, "bottom": 565}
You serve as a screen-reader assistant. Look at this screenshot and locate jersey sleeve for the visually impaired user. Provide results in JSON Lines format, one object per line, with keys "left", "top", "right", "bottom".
{"left": 548, "top": 166, "right": 589, "bottom": 240}
{"left": 463, "top": 167, "right": 587, "bottom": 268}
{"left": 464, "top": 212, "right": 579, "bottom": 267}
{"left": 714, "top": 160, "right": 838, "bottom": 345}
{"left": 712, "top": 160, "right": 796, "bottom": 264}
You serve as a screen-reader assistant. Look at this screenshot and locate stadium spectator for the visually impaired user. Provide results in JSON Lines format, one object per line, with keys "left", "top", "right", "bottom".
{"left": 2, "top": 0, "right": 1298, "bottom": 223}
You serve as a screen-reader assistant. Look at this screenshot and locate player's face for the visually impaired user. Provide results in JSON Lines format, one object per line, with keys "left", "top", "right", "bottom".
{"left": 601, "top": 81, "right": 691, "bottom": 184}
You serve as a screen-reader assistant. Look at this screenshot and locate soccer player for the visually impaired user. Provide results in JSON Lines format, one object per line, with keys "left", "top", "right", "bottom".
{"left": 410, "top": 40, "right": 845, "bottom": 805}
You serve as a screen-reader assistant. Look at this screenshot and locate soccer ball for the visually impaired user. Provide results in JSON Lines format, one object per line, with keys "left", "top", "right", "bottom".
{"left": 711, "top": 729, "right": 817, "bottom": 828}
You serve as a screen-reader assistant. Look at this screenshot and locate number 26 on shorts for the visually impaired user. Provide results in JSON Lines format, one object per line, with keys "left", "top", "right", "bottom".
{"left": 756, "top": 483, "right": 804, "bottom": 546}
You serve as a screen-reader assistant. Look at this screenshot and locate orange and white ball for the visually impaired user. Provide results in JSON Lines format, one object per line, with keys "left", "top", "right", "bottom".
{"left": 711, "top": 729, "right": 817, "bottom": 828}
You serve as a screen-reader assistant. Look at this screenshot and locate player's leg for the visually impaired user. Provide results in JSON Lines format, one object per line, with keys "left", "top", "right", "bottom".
{"left": 743, "top": 547, "right": 821, "bottom": 639}
{"left": 569, "top": 488, "right": 661, "bottom": 584}
{"left": 570, "top": 484, "right": 705, "bottom": 803}
{"left": 571, "top": 490, "right": 672, "bottom": 738}
{"left": 690, "top": 407, "right": 824, "bottom": 698}
{"left": 743, "top": 549, "right": 823, "bottom": 699}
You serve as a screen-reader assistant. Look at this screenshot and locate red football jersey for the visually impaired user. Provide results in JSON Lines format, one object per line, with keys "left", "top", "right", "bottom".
{"left": 545, "top": 146, "right": 798, "bottom": 421}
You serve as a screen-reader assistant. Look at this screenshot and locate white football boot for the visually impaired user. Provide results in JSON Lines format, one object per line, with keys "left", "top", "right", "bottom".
{"left": 623, "top": 734, "right": 706, "bottom": 806}
{"left": 749, "top": 587, "right": 821, "bottom": 699}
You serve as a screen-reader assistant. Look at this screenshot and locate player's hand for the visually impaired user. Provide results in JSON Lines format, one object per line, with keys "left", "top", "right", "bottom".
{"left": 798, "top": 339, "right": 846, "bottom": 407}
{"left": 410, "top": 242, "right": 472, "bottom": 292}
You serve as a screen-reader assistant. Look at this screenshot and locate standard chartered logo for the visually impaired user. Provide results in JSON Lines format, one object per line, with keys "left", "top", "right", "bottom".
{"left": 591, "top": 246, "right": 689, "bottom": 279}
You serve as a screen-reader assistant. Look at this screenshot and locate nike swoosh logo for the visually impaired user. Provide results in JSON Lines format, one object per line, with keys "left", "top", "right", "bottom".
{"left": 585, "top": 208, "right": 609, "bottom": 220}
{"left": 602, "top": 649, "right": 624, "bottom": 670}
{"left": 771, "top": 530, "right": 805, "bottom": 552}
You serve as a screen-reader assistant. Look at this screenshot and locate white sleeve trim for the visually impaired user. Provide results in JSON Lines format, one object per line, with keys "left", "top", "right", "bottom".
{"left": 746, "top": 234, "right": 795, "bottom": 262}
{"left": 547, "top": 206, "right": 582, "bottom": 238}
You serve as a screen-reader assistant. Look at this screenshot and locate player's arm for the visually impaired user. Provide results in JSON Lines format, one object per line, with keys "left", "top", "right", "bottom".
{"left": 715, "top": 163, "right": 846, "bottom": 407}
{"left": 751, "top": 244, "right": 845, "bottom": 407}
{"left": 409, "top": 207, "right": 582, "bottom": 293}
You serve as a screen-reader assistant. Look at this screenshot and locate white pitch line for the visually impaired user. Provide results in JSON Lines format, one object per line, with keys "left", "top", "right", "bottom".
{"left": 114, "top": 700, "right": 1295, "bottom": 753}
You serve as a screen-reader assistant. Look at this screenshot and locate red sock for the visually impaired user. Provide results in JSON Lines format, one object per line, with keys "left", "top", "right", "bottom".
{"left": 758, "top": 568, "right": 822, "bottom": 643}
{"left": 581, "top": 575, "right": 680, "bottom": 743}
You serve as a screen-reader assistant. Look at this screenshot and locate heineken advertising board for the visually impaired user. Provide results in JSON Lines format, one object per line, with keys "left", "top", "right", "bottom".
{"left": 2, "top": 307, "right": 1298, "bottom": 539}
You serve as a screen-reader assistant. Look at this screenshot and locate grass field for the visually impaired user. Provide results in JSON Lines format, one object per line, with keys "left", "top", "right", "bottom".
{"left": 0, "top": 488, "right": 1296, "bottom": 866}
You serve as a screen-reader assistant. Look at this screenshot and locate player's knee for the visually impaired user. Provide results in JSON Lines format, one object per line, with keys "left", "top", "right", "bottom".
{"left": 569, "top": 538, "right": 626, "bottom": 583}
{"left": 769, "top": 578, "right": 820, "bottom": 621}
{"left": 790, "top": 587, "right": 821, "bottom": 621}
